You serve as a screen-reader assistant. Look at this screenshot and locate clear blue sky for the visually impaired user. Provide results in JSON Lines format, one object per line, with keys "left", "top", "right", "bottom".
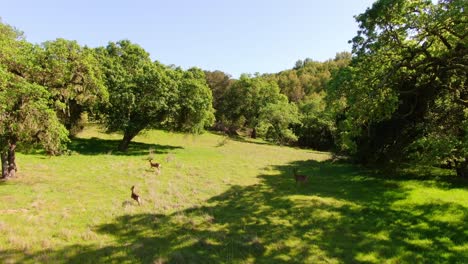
{"left": 1, "top": 0, "right": 375, "bottom": 78}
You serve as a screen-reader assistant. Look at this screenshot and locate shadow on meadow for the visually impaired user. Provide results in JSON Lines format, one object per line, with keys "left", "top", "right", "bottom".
{"left": 67, "top": 137, "right": 183, "bottom": 156}
{"left": 1, "top": 160, "right": 466, "bottom": 263}
{"left": 211, "top": 131, "right": 276, "bottom": 147}
{"left": 228, "top": 136, "right": 275, "bottom": 147}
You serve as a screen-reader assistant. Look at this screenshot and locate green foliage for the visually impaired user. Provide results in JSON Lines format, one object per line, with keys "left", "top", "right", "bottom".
{"left": 98, "top": 40, "right": 214, "bottom": 150}
{"left": 328, "top": 0, "right": 467, "bottom": 175}
{"left": 98, "top": 40, "right": 173, "bottom": 149}
{"left": 295, "top": 93, "right": 336, "bottom": 150}
{"left": 99, "top": 40, "right": 165, "bottom": 130}
{"left": 165, "top": 67, "right": 215, "bottom": 133}
{"left": 257, "top": 95, "right": 300, "bottom": 144}
{"left": 0, "top": 21, "right": 69, "bottom": 164}
{"left": 274, "top": 70, "right": 304, "bottom": 102}
{"left": 218, "top": 74, "right": 286, "bottom": 137}
{"left": 265, "top": 54, "right": 351, "bottom": 103}
{"left": 0, "top": 80, "right": 69, "bottom": 154}
{"left": 203, "top": 70, "right": 233, "bottom": 112}
{"left": 33, "top": 38, "right": 107, "bottom": 135}
{"left": 257, "top": 53, "right": 350, "bottom": 149}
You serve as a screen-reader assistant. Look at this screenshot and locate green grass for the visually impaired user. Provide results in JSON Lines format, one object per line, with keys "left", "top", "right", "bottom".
{"left": 0, "top": 125, "right": 467, "bottom": 263}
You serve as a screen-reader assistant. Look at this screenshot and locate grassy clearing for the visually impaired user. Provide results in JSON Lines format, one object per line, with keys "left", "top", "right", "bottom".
{"left": 0, "top": 125, "right": 467, "bottom": 263}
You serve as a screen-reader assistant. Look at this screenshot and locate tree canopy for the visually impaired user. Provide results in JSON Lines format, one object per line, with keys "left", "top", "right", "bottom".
{"left": 98, "top": 40, "right": 214, "bottom": 151}
{"left": 328, "top": 0, "right": 467, "bottom": 176}
{"left": 218, "top": 74, "right": 288, "bottom": 138}
{"left": 0, "top": 21, "right": 68, "bottom": 178}
{"left": 34, "top": 38, "right": 107, "bottom": 135}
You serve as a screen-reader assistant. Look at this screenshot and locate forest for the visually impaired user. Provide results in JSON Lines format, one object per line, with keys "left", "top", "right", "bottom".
{"left": 0, "top": 0, "right": 467, "bottom": 263}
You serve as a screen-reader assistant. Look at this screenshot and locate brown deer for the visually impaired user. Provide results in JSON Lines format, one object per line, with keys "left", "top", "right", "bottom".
{"left": 293, "top": 168, "right": 308, "bottom": 185}
{"left": 149, "top": 159, "right": 161, "bottom": 174}
{"left": 131, "top": 185, "right": 142, "bottom": 205}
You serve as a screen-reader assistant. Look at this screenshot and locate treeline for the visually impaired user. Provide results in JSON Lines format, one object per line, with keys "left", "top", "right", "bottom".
{"left": 0, "top": 22, "right": 214, "bottom": 178}
{"left": 198, "top": 0, "right": 467, "bottom": 177}
{"left": 204, "top": 52, "right": 351, "bottom": 150}
{"left": 0, "top": 17, "right": 350, "bottom": 159}
{"left": 1, "top": 0, "right": 466, "bottom": 179}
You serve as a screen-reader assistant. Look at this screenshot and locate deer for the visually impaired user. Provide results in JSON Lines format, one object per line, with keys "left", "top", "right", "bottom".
{"left": 293, "top": 168, "right": 308, "bottom": 185}
{"left": 149, "top": 159, "right": 161, "bottom": 174}
{"left": 131, "top": 185, "right": 142, "bottom": 205}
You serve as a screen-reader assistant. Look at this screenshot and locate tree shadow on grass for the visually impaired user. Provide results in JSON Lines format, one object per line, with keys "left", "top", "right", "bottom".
{"left": 67, "top": 137, "right": 183, "bottom": 156}
{"left": 228, "top": 136, "right": 275, "bottom": 146}
{"left": 1, "top": 160, "right": 467, "bottom": 263}
{"left": 391, "top": 166, "right": 468, "bottom": 189}
{"left": 209, "top": 130, "right": 276, "bottom": 147}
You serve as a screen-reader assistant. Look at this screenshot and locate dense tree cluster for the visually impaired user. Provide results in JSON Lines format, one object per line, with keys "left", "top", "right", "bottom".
{"left": 204, "top": 0, "right": 466, "bottom": 177}
{"left": 328, "top": 0, "right": 467, "bottom": 177}
{"left": 1, "top": 0, "right": 465, "bottom": 178}
{"left": 206, "top": 54, "right": 351, "bottom": 147}
{"left": 0, "top": 21, "right": 214, "bottom": 178}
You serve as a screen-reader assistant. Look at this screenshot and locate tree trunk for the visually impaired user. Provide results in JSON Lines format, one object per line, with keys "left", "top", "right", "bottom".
{"left": 8, "top": 140, "right": 17, "bottom": 173}
{"left": 118, "top": 132, "right": 136, "bottom": 151}
{"left": 68, "top": 100, "right": 84, "bottom": 137}
{"left": 251, "top": 127, "right": 257, "bottom": 139}
{"left": 1, "top": 140, "right": 17, "bottom": 179}
{"left": 456, "top": 160, "right": 467, "bottom": 178}
{"left": 7, "top": 141, "right": 17, "bottom": 178}
{"left": 1, "top": 151, "right": 8, "bottom": 179}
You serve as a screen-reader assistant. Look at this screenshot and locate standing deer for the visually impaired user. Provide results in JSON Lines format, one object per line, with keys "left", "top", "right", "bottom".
{"left": 293, "top": 168, "right": 308, "bottom": 185}
{"left": 131, "top": 185, "right": 142, "bottom": 205}
{"left": 149, "top": 159, "right": 161, "bottom": 174}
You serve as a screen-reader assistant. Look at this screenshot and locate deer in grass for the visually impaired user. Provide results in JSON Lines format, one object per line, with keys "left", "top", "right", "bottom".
{"left": 131, "top": 185, "right": 142, "bottom": 205}
{"left": 149, "top": 159, "right": 161, "bottom": 174}
{"left": 293, "top": 168, "right": 308, "bottom": 185}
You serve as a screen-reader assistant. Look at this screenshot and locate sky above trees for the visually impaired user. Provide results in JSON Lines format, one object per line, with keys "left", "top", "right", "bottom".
{"left": 0, "top": 0, "right": 375, "bottom": 78}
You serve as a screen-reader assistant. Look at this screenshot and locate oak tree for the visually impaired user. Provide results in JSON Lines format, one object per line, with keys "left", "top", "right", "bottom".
{"left": 0, "top": 21, "right": 68, "bottom": 179}
{"left": 329, "top": 0, "right": 467, "bottom": 176}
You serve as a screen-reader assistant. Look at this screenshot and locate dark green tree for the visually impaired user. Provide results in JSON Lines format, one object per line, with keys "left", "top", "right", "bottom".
{"left": 203, "top": 70, "right": 233, "bottom": 112}
{"left": 328, "top": 0, "right": 467, "bottom": 176}
{"left": 295, "top": 93, "right": 336, "bottom": 150}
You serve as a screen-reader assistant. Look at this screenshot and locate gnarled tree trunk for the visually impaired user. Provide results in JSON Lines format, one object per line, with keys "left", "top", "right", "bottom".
{"left": 1, "top": 151, "right": 8, "bottom": 179}
{"left": 118, "top": 132, "right": 137, "bottom": 152}
{"left": 1, "top": 139, "right": 17, "bottom": 179}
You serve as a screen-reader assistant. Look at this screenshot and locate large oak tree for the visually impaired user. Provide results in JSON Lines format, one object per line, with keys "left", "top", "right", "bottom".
{"left": 328, "top": 0, "right": 467, "bottom": 176}
{"left": 98, "top": 40, "right": 214, "bottom": 151}
{"left": 0, "top": 21, "right": 68, "bottom": 179}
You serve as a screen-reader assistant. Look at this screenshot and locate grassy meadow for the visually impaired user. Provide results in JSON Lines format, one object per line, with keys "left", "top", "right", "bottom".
{"left": 0, "top": 125, "right": 467, "bottom": 263}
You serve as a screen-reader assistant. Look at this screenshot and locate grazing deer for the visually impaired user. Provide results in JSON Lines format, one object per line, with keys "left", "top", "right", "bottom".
{"left": 131, "top": 186, "right": 141, "bottom": 205}
{"left": 293, "top": 168, "right": 308, "bottom": 185}
{"left": 149, "top": 159, "right": 161, "bottom": 174}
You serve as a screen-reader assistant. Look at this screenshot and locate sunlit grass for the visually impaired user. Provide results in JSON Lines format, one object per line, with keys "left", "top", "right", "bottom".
{"left": 0, "top": 124, "right": 466, "bottom": 263}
